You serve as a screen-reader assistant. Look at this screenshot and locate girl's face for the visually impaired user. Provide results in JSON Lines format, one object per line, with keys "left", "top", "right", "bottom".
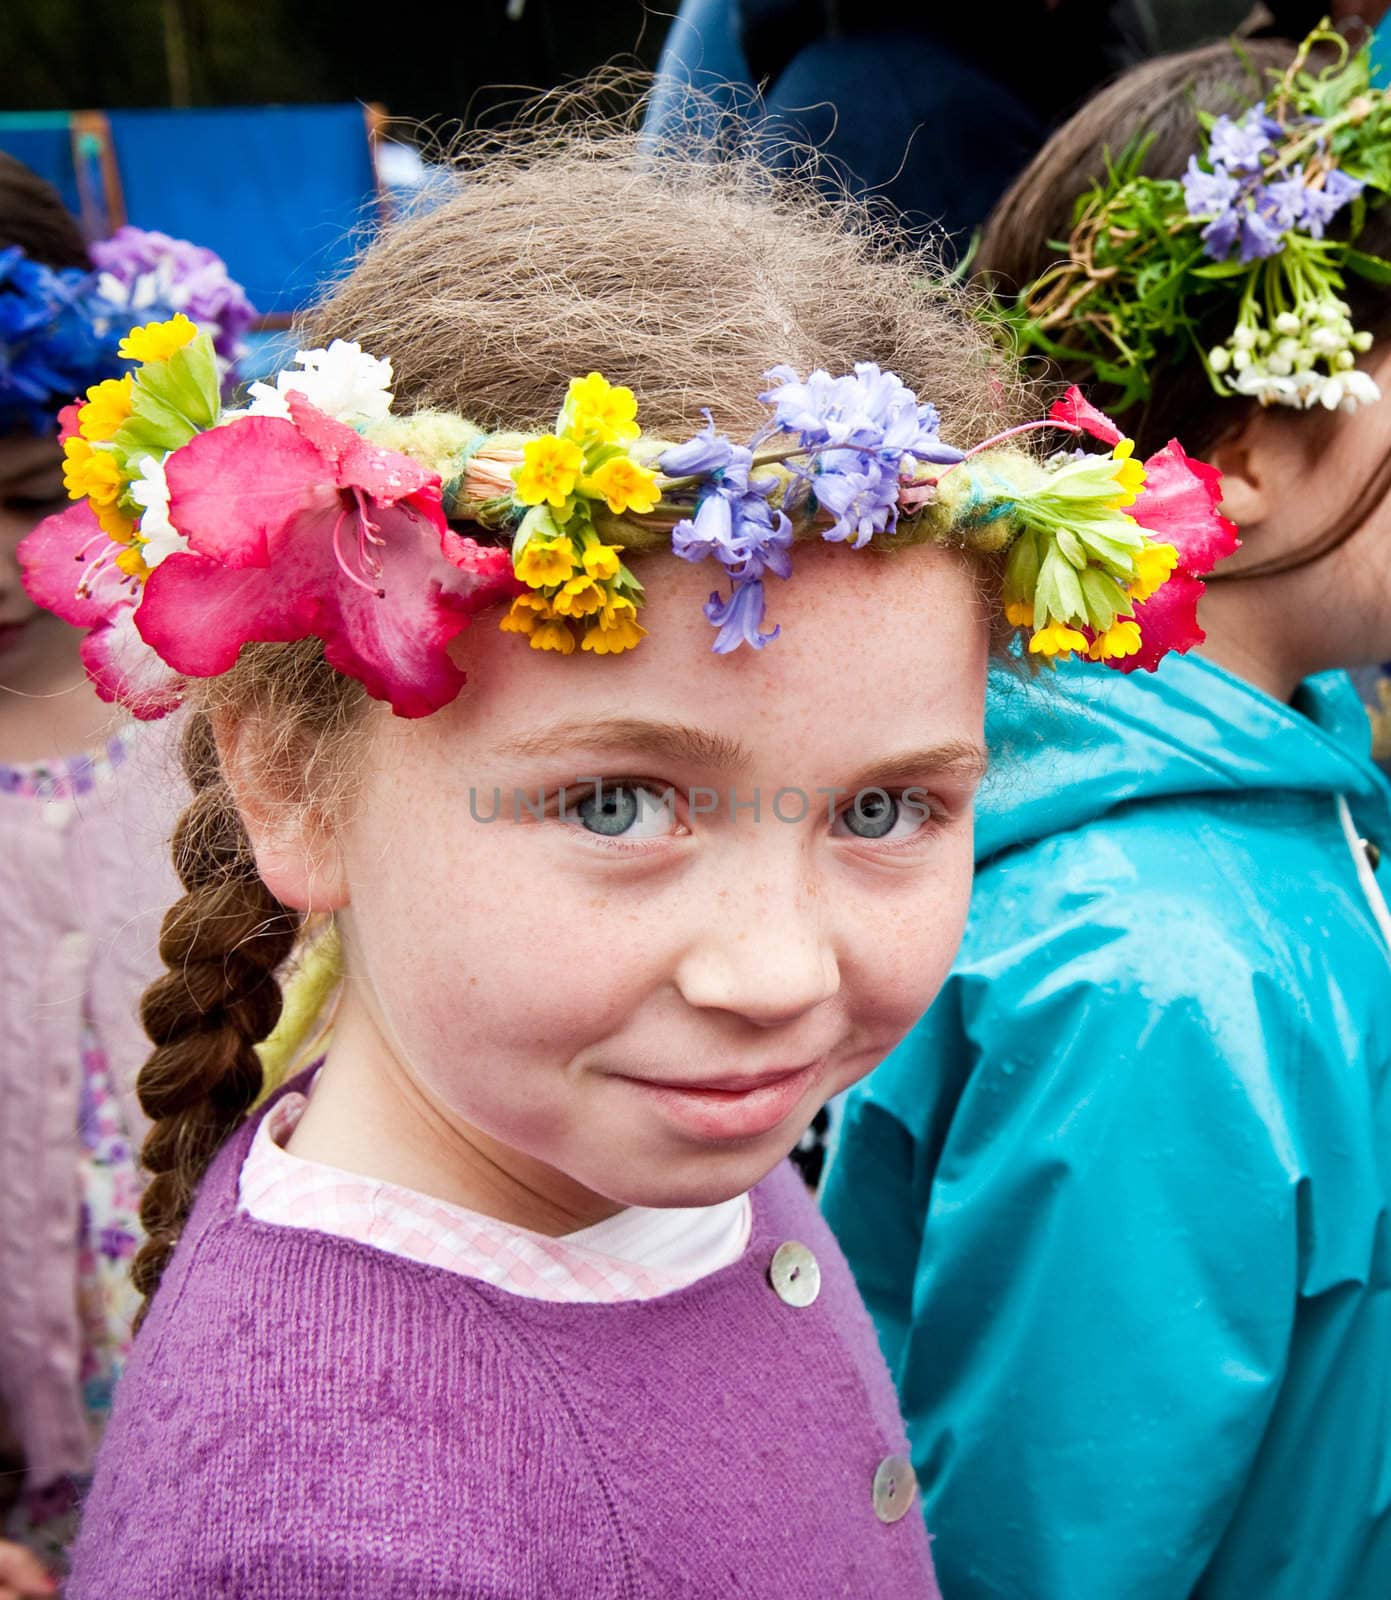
{"left": 299, "top": 540, "right": 988, "bottom": 1214}
{"left": 1214, "top": 343, "right": 1391, "bottom": 672}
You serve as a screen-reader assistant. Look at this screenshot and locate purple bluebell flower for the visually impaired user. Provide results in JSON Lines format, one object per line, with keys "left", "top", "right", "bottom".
{"left": 1298, "top": 167, "right": 1365, "bottom": 237}
{"left": 90, "top": 225, "right": 256, "bottom": 371}
{"left": 1207, "top": 109, "right": 1279, "bottom": 174}
{"left": 1182, "top": 156, "right": 1240, "bottom": 222}
{"left": 1184, "top": 153, "right": 1300, "bottom": 263}
{"left": 811, "top": 449, "right": 901, "bottom": 547}
{"left": 658, "top": 410, "right": 738, "bottom": 477}
{"left": 704, "top": 577, "right": 779, "bottom": 653}
{"left": 0, "top": 246, "right": 123, "bottom": 431}
{"left": 760, "top": 361, "right": 962, "bottom": 466}
{"left": 760, "top": 361, "right": 961, "bottom": 549}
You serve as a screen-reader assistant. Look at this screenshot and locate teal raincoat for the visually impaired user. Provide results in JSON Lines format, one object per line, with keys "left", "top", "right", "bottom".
{"left": 823, "top": 655, "right": 1391, "bottom": 1599}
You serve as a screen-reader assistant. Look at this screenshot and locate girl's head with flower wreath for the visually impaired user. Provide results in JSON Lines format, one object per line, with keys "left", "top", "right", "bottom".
{"left": 979, "top": 33, "right": 1391, "bottom": 647}
{"left": 100, "top": 105, "right": 1235, "bottom": 1319}
{"left": 123, "top": 118, "right": 1033, "bottom": 1314}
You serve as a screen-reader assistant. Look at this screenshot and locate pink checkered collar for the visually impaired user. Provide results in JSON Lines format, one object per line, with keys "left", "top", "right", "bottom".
{"left": 237, "top": 1089, "right": 752, "bottom": 1303}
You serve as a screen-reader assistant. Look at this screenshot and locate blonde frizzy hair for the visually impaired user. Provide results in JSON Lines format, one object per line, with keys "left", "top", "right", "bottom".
{"left": 131, "top": 100, "right": 1033, "bottom": 1323}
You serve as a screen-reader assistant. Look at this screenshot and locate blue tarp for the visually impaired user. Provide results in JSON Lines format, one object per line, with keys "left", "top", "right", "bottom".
{"left": 0, "top": 104, "right": 378, "bottom": 315}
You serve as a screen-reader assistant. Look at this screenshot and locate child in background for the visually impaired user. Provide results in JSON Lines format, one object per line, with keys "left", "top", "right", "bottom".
{"left": 31, "top": 114, "right": 1229, "bottom": 1597}
{"left": 0, "top": 155, "right": 252, "bottom": 1582}
{"left": 824, "top": 30, "right": 1391, "bottom": 1600}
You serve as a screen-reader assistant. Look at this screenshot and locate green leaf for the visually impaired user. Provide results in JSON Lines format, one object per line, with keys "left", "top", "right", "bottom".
{"left": 1344, "top": 248, "right": 1391, "bottom": 285}
{"left": 1191, "top": 258, "right": 1256, "bottom": 280}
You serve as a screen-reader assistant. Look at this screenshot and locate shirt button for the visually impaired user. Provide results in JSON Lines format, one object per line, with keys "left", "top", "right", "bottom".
{"left": 872, "top": 1454, "right": 917, "bottom": 1524}
{"left": 767, "top": 1241, "right": 820, "bottom": 1307}
{"left": 1363, "top": 837, "right": 1382, "bottom": 872}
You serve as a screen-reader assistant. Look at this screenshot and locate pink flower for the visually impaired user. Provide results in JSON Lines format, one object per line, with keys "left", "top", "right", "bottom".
{"left": 1048, "top": 387, "right": 1124, "bottom": 447}
{"left": 18, "top": 503, "right": 184, "bottom": 719}
{"left": 139, "top": 394, "right": 520, "bottom": 718}
{"left": 1118, "top": 439, "right": 1240, "bottom": 674}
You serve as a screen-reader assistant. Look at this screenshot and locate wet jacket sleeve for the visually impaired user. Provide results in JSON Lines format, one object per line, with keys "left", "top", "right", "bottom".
{"left": 823, "top": 918, "right": 1303, "bottom": 1600}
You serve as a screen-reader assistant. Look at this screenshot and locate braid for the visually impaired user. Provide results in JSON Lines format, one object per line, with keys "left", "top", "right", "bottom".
{"left": 130, "top": 712, "right": 303, "bottom": 1325}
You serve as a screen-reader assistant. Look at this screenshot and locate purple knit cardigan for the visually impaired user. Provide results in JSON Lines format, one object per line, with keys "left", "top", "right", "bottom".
{"left": 69, "top": 1079, "right": 941, "bottom": 1598}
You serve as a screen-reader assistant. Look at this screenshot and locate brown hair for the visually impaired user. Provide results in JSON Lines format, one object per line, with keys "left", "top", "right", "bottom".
{"left": 130, "top": 115, "right": 1027, "bottom": 1321}
{"left": 976, "top": 37, "right": 1391, "bottom": 579}
{"left": 0, "top": 151, "right": 89, "bottom": 269}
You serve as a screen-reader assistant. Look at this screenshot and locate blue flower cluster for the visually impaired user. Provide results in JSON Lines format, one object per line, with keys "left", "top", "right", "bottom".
{"left": 1182, "top": 108, "right": 1364, "bottom": 264}
{"left": 0, "top": 246, "right": 123, "bottom": 433}
{"left": 660, "top": 364, "right": 963, "bottom": 652}
{"left": 661, "top": 412, "right": 793, "bottom": 652}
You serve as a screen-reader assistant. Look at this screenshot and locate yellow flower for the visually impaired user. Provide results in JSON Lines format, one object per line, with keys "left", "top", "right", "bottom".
{"left": 63, "top": 436, "right": 124, "bottom": 507}
{"left": 585, "top": 456, "right": 660, "bottom": 516}
{"left": 552, "top": 574, "right": 608, "bottom": 618}
{"left": 118, "top": 313, "right": 198, "bottom": 365}
{"left": 1028, "top": 622, "right": 1089, "bottom": 658}
{"left": 1004, "top": 599, "right": 1035, "bottom": 628}
{"left": 513, "top": 435, "right": 584, "bottom": 508}
{"left": 530, "top": 618, "right": 578, "bottom": 654}
{"left": 498, "top": 593, "right": 554, "bottom": 636}
{"left": 564, "top": 372, "right": 640, "bottom": 444}
{"left": 114, "top": 544, "right": 149, "bottom": 580}
{"left": 95, "top": 501, "right": 137, "bottom": 545}
{"left": 1087, "top": 619, "right": 1143, "bottom": 661}
{"left": 581, "top": 597, "right": 647, "bottom": 655}
{"left": 1107, "top": 438, "right": 1147, "bottom": 508}
{"left": 582, "top": 540, "right": 623, "bottom": 581}
{"left": 514, "top": 533, "right": 577, "bottom": 589}
{"left": 78, "top": 376, "right": 133, "bottom": 442}
{"left": 1128, "top": 541, "right": 1179, "bottom": 602}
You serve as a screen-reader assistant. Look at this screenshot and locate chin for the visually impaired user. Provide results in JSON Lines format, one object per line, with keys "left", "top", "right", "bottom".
{"left": 586, "top": 1129, "right": 807, "bottom": 1212}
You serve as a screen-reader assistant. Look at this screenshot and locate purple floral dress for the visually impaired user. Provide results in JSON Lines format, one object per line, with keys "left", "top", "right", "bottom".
{"left": 1, "top": 732, "right": 144, "bottom": 1567}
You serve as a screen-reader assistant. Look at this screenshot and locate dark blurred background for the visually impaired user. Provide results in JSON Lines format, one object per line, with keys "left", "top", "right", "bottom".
{"left": 0, "top": 2, "right": 1300, "bottom": 122}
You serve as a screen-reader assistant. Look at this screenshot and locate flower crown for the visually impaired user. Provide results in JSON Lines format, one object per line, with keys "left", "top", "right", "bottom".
{"left": 1000, "top": 26, "right": 1391, "bottom": 414}
{"left": 0, "top": 228, "right": 253, "bottom": 433}
{"left": 19, "top": 315, "right": 1237, "bottom": 720}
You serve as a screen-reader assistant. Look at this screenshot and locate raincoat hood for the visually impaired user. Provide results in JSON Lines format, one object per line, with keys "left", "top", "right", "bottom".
{"left": 976, "top": 651, "right": 1388, "bottom": 863}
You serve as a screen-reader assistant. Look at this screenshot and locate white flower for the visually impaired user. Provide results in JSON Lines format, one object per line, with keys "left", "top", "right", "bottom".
{"left": 246, "top": 339, "right": 394, "bottom": 430}
{"left": 1232, "top": 366, "right": 1299, "bottom": 406}
{"left": 128, "top": 455, "right": 188, "bottom": 568}
{"left": 1274, "top": 311, "right": 1301, "bottom": 336}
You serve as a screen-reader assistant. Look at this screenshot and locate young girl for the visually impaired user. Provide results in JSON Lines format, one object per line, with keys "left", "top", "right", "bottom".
{"left": 30, "top": 121, "right": 1226, "bottom": 1596}
{"left": 0, "top": 156, "right": 250, "bottom": 1586}
{"left": 824, "top": 30, "right": 1391, "bottom": 1600}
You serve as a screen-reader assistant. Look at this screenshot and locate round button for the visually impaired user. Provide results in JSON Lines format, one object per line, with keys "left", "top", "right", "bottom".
{"left": 768, "top": 1241, "right": 820, "bottom": 1307}
{"left": 1363, "top": 837, "right": 1382, "bottom": 872}
{"left": 872, "top": 1454, "right": 917, "bottom": 1524}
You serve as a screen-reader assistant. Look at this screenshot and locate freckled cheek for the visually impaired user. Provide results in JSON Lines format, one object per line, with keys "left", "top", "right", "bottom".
{"left": 844, "top": 854, "right": 976, "bottom": 1034}
{"left": 345, "top": 817, "right": 670, "bottom": 1067}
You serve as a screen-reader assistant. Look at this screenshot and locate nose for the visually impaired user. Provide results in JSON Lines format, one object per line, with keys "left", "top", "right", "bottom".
{"left": 673, "top": 871, "right": 841, "bottom": 1028}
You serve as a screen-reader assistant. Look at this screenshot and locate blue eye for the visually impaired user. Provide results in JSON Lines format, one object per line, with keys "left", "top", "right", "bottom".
{"left": 563, "top": 783, "right": 675, "bottom": 839}
{"left": 833, "top": 790, "right": 929, "bottom": 842}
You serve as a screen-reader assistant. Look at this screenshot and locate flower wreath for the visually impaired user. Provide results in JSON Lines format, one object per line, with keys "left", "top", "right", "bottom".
{"left": 19, "top": 315, "right": 1238, "bottom": 721}
{"left": 0, "top": 227, "right": 254, "bottom": 433}
{"left": 999, "top": 25, "right": 1391, "bottom": 415}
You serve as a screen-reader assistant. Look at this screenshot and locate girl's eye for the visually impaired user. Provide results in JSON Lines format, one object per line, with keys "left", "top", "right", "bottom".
{"left": 833, "top": 790, "right": 928, "bottom": 843}
{"left": 561, "top": 782, "right": 676, "bottom": 840}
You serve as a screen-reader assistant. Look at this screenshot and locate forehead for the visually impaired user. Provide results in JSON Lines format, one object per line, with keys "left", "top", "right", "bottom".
{"left": 425, "top": 539, "right": 990, "bottom": 773}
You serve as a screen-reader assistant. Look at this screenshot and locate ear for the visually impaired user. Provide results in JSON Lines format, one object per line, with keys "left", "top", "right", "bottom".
{"left": 209, "top": 710, "right": 350, "bottom": 913}
{"left": 1206, "top": 406, "right": 1313, "bottom": 532}
{"left": 1206, "top": 426, "right": 1272, "bottom": 530}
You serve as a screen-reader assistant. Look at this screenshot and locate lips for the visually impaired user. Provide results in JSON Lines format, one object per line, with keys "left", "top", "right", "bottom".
{"left": 616, "top": 1060, "right": 823, "bottom": 1143}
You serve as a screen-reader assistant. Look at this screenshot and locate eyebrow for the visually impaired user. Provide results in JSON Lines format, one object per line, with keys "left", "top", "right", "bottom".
{"left": 493, "top": 717, "right": 987, "bottom": 788}
{"left": 494, "top": 717, "right": 755, "bottom": 773}
{"left": 846, "top": 739, "right": 990, "bottom": 794}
